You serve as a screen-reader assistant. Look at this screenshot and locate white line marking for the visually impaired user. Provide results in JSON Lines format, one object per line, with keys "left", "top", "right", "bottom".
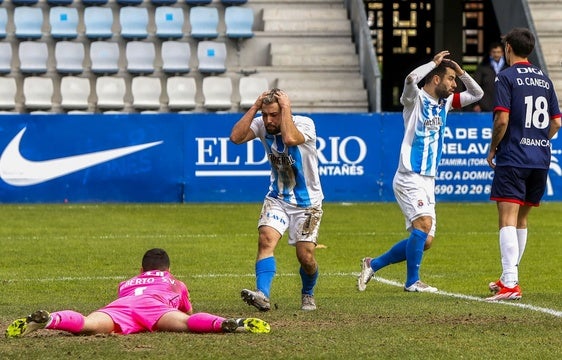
{"left": 5, "top": 272, "right": 560, "bottom": 318}
{"left": 373, "top": 276, "right": 562, "bottom": 318}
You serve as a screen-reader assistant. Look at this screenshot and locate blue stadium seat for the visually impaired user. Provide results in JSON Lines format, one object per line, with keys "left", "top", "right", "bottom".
{"left": 161, "top": 41, "right": 191, "bottom": 73}
{"left": 225, "top": 6, "right": 254, "bottom": 39}
{"left": 221, "top": 0, "right": 247, "bottom": 5}
{"left": 0, "top": 8, "right": 7, "bottom": 39}
{"left": 152, "top": 0, "right": 177, "bottom": 5}
{"left": 189, "top": 6, "right": 219, "bottom": 39}
{"left": 90, "top": 41, "right": 120, "bottom": 74}
{"left": 197, "top": 40, "right": 226, "bottom": 74}
{"left": 0, "top": 42, "right": 12, "bottom": 73}
{"left": 18, "top": 41, "right": 48, "bottom": 73}
{"left": 117, "top": 0, "right": 143, "bottom": 5}
{"left": 184, "top": 0, "right": 212, "bottom": 5}
{"left": 84, "top": 6, "right": 114, "bottom": 39}
{"left": 126, "top": 41, "right": 156, "bottom": 74}
{"left": 82, "top": 0, "right": 109, "bottom": 5}
{"left": 49, "top": 6, "right": 79, "bottom": 39}
{"left": 47, "top": 0, "right": 74, "bottom": 5}
{"left": 155, "top": 6, "right": 184, "bottom": 39}
{"left": 14, "top": 7, "right": 44, "bottom": 39}
{"left": 55, "top": 41, "right": 85, "bottom": 74}
{"left": 12, "top": 0, "right": 39, "bottom": 5}
{"left": 120, "top": 6, "right": 149, "bottom": 39}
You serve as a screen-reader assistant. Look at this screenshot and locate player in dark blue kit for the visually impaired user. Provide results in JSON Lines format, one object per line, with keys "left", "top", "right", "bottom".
{"left": 486, "top": 28, "right": 561, "bottom": 301}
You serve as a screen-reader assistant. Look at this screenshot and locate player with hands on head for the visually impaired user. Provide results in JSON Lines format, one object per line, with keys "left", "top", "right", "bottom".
{"left": 230, "top": 88, "right": 324, "bottom": 312}
{"left": 5, "top": 248, "right": 270, "bottom": 337}
{"left": 486, "top": 28, "right": 561, "bottom": 301}
{"left": 357, "top": 50, "right": 484, "bottom": 293}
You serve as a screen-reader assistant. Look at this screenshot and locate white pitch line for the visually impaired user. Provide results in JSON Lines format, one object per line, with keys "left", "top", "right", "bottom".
{"left": 372, "top": 276, "right": 562, "bottom": 318}
{"left": 5, "top": 272, "right": 561, "bottom": 318}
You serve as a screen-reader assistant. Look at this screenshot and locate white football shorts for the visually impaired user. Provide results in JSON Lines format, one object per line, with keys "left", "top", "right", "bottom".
{"left": 258, "top": 196, "right": 323, "bottom": 246}
{"left": 392, "top": 170, "right": 436, "bottom": 237}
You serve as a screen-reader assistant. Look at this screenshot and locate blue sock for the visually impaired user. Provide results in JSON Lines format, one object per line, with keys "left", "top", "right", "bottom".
{"left": 300, "top": 266, "right": 318, "bottom": 296}
{"left": 255, "top": 256, "right": 276, "bottom": 298}
{"left": 405, "top": 228, "right": 428, "bottom": 287}
{"left": 370, "top": 239, "right": 408, "bottom": 272}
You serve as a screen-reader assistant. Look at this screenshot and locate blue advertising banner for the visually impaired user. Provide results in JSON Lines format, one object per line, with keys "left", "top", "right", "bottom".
{"left": 0, "top": 113, "right": 560, "bottom": 203}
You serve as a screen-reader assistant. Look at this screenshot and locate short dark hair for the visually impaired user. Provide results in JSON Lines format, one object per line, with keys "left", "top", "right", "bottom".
{"left": 423, "top": 62, "right": 455, "bottom": 84}
{"left": 503, "top": 28, "right": 535, "bottom": 58}
{"left": 141, "top": 248, "right": 170, "bottom": 271}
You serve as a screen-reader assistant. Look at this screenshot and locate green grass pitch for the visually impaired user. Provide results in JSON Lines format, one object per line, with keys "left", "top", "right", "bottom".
{"left": 1, "top": 202, "right": 561, "bottom": 359}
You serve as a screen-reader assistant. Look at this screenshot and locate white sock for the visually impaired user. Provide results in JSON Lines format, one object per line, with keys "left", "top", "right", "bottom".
{"left": 499, "top": 226, "right": 518, "bottom": 287}
{"left": 516, "top": 228, "right": 527, "bottom": 265}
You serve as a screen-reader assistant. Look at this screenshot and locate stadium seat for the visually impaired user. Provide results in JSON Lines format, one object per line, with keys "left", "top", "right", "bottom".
{"left": 18, "top": 41, "right": 48, "bottom": 74}
{"left": 14, "top": 6, "right": 43, "bottom": 39}
{"left": 117, "top": 0, "right": 143, "bottom": 5}
{"left": 12, "top": 0, "right": 39, "bottom": 5}
{"left": 202, "top": 76, "right": 232, "bottom": 111}
{"left": 82, "top": 0, "right": 108, "bottom": 5}
{"left": 23, "top": 77, "right": 54, "bottom": 110}
{"left": 50, "top": 6, "right": 79, "bottom": 39}
{"left": 126, "top": 41, "right": 155, "bottom": 74}
{"left": 84, "top": 6, "right": 114, "bottom": 39}
{"left": 239, "top": 77, "right": 269, "bottom": 109}
{"left": 155, "top": 6, "right": 184, "bottom": 39}
{"left": 0, "top": 42, "right": 12, "bottom": 73}
{"left": 184, "top": 0, "right": 212, "bottom": 5}
{"left": 55, "top": 41, "right": 85, "bottom": 74}
{"left": 120, "top": 6, "right": 149, "bottom": 39}
{"left": 0, "top": 8, "right": 7, "bottom": 39}
{"left": 47, "top": 0, "right": 73, "bottom": 5}
{"left": 60, "top": 76, "right": 91, "bottom": 110}
{"left": 90, "top": 41, "right": 120, "bottom": 74}
{"left": 152, "top": 0, "right": 177, "bottom": 5}
{"left": 161, "top": 41, "right": 191, "bottom": 74}
{"left": 221, "top": 0, "right": 248, "bottom": 5}
{"left": 167, "top": 76, "right": 196, "bottom": 110}
{"left": 0, "top": 77, "right": 17, "bottom": 110}
{"left": 225, "top": 6, "right": 254, "bottom": 39}
{"left": 197, "top": 41, "right": 227, "bottom": 74}
{"left": 96, "top": 76, "right": 126, "bottom": 109}
{"left": 189, "top": 6, "right": 219, "bottom": 39}
{"left": 132, "top": 76, "right": 162, "bottom": 110}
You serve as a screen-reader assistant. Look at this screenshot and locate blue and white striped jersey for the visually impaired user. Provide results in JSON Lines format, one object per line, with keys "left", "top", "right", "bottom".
{"left": 398, "top": 61, "right": 483, "bottom": 176}
{"left": 251, "top": 115, "right": 324, "bottom": 207}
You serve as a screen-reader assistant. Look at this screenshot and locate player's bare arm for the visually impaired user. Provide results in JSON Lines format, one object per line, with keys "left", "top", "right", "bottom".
{"left": 548, "top": 116, "right": 561, "bottom": 139}
{"left": 487, "top": 111, "right": 510, "bottom": 168}
{"left": 277, "top": 90, "right": 305, "bottom": 146}
{"left": 230, "top": 93, "right": 266, "bottom": 144}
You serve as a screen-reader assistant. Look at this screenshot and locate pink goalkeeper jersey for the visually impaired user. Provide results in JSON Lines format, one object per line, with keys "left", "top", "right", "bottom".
{"left": 99, "top": 270, "right": 192, "bottom": 334}
{"left": 117, "top": 270, "right": 192, "bottom": 312}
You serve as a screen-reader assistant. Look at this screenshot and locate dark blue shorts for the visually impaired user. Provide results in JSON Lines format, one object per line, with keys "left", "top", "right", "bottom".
{"left": 490, "top": 166, "right": 548, "bottom": 206}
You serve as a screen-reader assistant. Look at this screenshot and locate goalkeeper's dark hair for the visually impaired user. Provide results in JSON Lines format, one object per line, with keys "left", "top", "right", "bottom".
{"left": 142, "top": 248, "right": 171, "bottom": 271}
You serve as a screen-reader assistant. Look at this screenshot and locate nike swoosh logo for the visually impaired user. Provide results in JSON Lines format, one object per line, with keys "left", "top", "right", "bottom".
{"left": 0, "top": 127, "right": 163, "bottom": 186}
